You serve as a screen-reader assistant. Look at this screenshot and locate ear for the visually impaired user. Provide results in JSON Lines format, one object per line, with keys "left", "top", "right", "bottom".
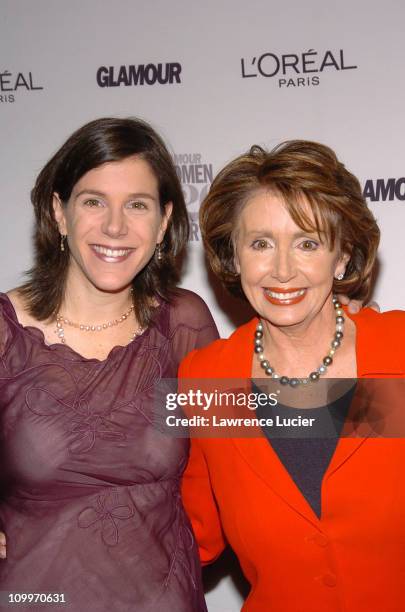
{"left": 157, "top": 201, "right": 173, "bottom": 243}
{"left": 52, "top": 193, "right": 67, "bottom": 235}
{"left": 334, "top": 251, "right": 350, "bottom": 279}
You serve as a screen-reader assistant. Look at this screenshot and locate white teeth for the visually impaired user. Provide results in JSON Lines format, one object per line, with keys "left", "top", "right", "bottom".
{"left": 93, "top": 245, "right": 130, "bottom": 257}
{"left": 266, "top": 289, "right": 305, "bottom": 299}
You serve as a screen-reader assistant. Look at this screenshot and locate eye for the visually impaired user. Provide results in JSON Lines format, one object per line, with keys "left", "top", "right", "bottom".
{"left": 83, "top": 199, "right": 103, "bottom": 208}
{"left": 252, "top": 239, "right": 271, "bottom": 250}
{"left": 127, "top": 201, "right": 147, "bottom": 210}
{"left": 299, "top": 239, "right": 319, "bottom": 251}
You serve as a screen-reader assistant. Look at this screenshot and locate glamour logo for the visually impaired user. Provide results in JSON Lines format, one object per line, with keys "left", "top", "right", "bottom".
{"left": 241, "top": 49, "right": 357, "bottom": 88}
{"left": 174, "top": 153, "right": 214, "bottom": 241}
{"left": 0, "top": 70, "right": 44, "bottom": 104}
{"left": 363, "top": 178, "right": 405, "bottom": 202}
{"left": 96, "top": 63, "right": 182, "bottom": 87}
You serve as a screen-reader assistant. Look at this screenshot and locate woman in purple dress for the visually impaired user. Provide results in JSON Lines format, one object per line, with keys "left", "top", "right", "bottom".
{"left": 0, "top": 118, "right": 217, "bottom": 611}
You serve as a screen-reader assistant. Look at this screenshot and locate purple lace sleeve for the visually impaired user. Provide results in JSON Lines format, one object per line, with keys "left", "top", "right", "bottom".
{"left": 167, "top": 289, "right": 219, "bottom": 367}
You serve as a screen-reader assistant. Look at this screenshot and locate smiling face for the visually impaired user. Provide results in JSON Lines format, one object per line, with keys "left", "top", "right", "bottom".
{"left": 234, "top": 190, "right": 348, "bottom": 329}
{"left": 53, "top": 156, "right": 172, "bottom": 293}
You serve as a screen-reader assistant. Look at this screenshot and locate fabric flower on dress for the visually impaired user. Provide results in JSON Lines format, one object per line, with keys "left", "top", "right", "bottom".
{"left": 77, "top": 490, "right": 135, "bottom": 546}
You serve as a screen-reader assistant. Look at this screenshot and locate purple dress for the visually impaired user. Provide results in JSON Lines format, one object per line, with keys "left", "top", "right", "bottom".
{"left": 0, "top": 290, "right": 218, "bottom": 611}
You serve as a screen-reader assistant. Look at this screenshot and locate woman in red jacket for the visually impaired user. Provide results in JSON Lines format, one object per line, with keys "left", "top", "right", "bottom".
{"left": 180, "top": 140, "right": 405, "bottom": 612}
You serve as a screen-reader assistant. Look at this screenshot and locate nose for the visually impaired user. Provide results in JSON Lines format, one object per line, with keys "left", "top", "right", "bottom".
{"left": 101, "top": 205, "right": 128, "bottom": 238}
{"left": 271, "top": 246, "right": 296, "bottom": 283}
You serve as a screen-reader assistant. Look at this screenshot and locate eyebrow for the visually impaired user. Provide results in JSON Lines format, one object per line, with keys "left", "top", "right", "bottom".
{"left": 74, "top": 189, "right": 158, "bottom": 201}
{"left": 243, "top": 229, "right": 322, "bottom": 238}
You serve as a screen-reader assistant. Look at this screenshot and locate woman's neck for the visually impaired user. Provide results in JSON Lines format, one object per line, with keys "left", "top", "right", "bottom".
{"left": 260, "top": 300, "right": 338, "bottom": 377}
{"left": 60, "top": 271, "right": 133, "bottom": 324}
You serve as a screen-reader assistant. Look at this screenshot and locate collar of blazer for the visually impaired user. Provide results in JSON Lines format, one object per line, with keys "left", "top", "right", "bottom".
{"left": 210, "top": 306, "right": 405, "bottom": 378}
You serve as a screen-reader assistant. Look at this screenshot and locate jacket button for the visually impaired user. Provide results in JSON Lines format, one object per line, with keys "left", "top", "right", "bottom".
{"left": 313, "top": 533, "right": 328, "bottom": 547}
{"left": 322, "top": 573, "right": 337, "bottom": 587}
{"left": 305, "top": 533, "right": 329, "bottom": 547}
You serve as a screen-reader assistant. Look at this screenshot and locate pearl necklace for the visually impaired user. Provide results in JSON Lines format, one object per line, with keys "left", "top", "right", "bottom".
{"left": 56, "top": 304, "right": 144, "bottom": 344}
{"left": 254, "top": 297, "right": 345, "bottom": 387}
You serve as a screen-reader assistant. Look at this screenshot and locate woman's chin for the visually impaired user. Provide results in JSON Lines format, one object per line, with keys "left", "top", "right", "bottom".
{"left": 85, "top": 276, "right": 134, "bottom": 294}
{"left": 259, "top": 305, "right": 308, "bottom": 328}
{"left": 265, "top": 316, "right": 306, "bottom": 329}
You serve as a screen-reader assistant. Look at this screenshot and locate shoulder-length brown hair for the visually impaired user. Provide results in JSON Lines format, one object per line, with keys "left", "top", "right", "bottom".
{"left": 200, "top": 140, "right": 380, "bottom": 301}
{"left": 20, "top": 117, "right": 189, "bottom": 327}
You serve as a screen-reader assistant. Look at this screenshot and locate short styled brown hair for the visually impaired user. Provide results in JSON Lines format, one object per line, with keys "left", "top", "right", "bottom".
{"left": 20, "top": 117, "right": 189, "bottom": 327}
{"left": 200, "top": 140, "right": 380, "bottom": 301}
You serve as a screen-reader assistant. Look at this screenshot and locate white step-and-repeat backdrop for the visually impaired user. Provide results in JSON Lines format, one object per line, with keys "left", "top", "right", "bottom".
{"left": 2, "top": 1, "right": 404, "bottom": 609}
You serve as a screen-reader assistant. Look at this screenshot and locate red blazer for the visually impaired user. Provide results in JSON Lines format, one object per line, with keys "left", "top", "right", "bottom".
{"left": 180, "top": 309, "right": 405, "bottom": 612}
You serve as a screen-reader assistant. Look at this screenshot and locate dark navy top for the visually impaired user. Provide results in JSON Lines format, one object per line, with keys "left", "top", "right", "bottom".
{"left": 255, "top": 383, "right": 356, "bottom": 518}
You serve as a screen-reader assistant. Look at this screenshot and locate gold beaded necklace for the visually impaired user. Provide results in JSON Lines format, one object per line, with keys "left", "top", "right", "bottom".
{"left": 55, "top": 304, "right": 144, "bottom": 344}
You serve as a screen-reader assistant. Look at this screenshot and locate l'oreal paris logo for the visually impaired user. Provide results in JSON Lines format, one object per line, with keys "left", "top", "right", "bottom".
{"left": 241, "top": 49, "right": 357, "bottom": 88}
{"left": 0, "top": 70, "right": 44, "bottom": 104}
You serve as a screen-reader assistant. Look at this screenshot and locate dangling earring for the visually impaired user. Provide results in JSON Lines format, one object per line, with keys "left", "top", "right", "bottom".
{"left": 60, "top": 234, "right": 67, "bottom": 252}
{"left": 336, "top": 272, "right": 344, "bottom": 280}
{"left": 156, "top": 243, "right": 163, "bottom": 262}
